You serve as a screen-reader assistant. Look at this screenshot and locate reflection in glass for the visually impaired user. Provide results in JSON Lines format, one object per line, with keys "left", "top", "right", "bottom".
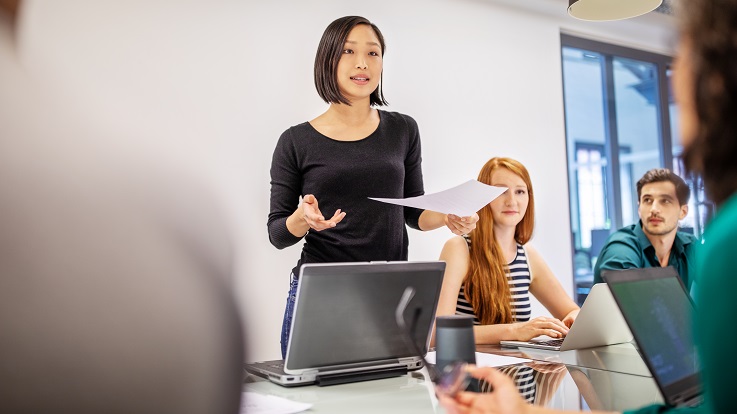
{"left": 394, "top": 287, "right": 470, "bottom": 397}
{"left": 568, "top": 366, "right": 663, "bottom": 411}
{"left": 483, "top": 362, "right": 568, "bottom": 406}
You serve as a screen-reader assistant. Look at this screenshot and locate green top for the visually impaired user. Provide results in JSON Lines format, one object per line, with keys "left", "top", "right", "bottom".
{"left": 625, "top": 192, "right": 737, "bottom": 414}
{"left": 593, "top": 221, "right": 698, "bottom": 289}
{"left": 625, "top": 404, "right": 703, "bottom": 414}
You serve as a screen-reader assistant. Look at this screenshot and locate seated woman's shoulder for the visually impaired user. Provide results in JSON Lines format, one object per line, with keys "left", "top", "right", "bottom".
{"left": 445, "top": 235, "right": 468, "bottom": 248}
{"left": 521, "top": 243, "right": 542, "bottom": 258}
{"left": 441, "top": 236, "right": 470, "bottom": 256}
{"left": 522, "top": 242, "right": 537, "bottom": 251}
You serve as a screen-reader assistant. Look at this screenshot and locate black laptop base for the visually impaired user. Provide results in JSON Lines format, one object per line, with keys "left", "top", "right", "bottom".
{"left": 243, "top": 363, "right": 410, "bottom": 387}
{"left": 315, "top": 366, "right": 408, "bottom": 386}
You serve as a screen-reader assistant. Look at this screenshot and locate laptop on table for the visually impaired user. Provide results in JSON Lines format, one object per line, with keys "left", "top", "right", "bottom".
{"left": 500, "top": 283, "right": 632, "bottom": 351}
{"left": 603, "top": 267, "right": 702, "bottom": 408}
{"left": 244, "top": 261, "right": 445, "bottom": 387}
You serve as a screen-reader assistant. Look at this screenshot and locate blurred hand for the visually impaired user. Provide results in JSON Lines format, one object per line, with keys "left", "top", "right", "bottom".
{"left": 445, "top": 213, "right": 479, "bottom": 235}
{"left": 512, "top": 316, "right": 569, "bottom": 341}
{"left": 437, "top": 366, "right": 530, "bottom": 414}
{"left": 301, "top": 194, "right": 346, "bottom": 231}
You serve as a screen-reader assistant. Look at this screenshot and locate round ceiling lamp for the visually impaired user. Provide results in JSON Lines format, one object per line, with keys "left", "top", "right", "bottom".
{"left": 568, "top": 0, "right": 663, "bottom": 21}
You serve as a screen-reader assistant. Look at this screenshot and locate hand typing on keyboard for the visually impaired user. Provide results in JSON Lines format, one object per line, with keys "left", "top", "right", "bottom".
{"left": 511, "top": 316, "right": 570, "bottom": 342}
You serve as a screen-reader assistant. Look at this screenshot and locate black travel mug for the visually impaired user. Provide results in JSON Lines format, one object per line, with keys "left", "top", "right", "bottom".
{"left": 435, "top": 315, "right": 476, "bottom": 371}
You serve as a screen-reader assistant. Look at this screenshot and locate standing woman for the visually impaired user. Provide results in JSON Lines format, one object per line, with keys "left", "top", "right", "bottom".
{"left": 268, "top": 16, "right": 478, "bottom": 358}
{"left": 434, "top": 157, "right": 579, "bottom": 345}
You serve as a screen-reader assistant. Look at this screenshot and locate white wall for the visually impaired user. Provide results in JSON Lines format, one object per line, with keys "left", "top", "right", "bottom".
{"left": 238, "top": 0, "right": 676, "bottom": 361}
{"left": 16, "top": 0, "right": 676, "bottom": 362}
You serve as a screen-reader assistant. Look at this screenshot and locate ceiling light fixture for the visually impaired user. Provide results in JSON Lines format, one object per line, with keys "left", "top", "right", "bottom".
{"left": 568, "top": 0, "right": 663, "bottom": 21}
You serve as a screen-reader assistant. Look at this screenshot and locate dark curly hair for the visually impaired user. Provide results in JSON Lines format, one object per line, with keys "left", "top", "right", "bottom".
{"left": 679, "top": 0, "right": 737, "bottom": 206}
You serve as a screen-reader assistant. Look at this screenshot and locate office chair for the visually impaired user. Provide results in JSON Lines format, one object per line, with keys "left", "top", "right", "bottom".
{"left": 589, "top": 228, "right": 612, "bottom": 264}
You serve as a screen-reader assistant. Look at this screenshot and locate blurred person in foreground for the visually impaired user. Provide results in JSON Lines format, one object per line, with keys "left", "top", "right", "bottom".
{"left": 439, "top": 0, "right": 737, "bottom": 413}
{"left": 0, "top": 1, "right": 245, "bottom": 412}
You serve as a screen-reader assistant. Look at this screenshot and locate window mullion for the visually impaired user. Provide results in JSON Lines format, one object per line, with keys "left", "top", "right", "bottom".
{"left": 658, "top": 62, "right": 674, "bottom": 170}
{"left": 602, "top": 55, "right": 623, "bottom": 230}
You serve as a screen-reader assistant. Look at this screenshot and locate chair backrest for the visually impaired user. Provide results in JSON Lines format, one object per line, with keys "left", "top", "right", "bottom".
{"left": 590, "top": 228, "right": 612, "bottom": 261}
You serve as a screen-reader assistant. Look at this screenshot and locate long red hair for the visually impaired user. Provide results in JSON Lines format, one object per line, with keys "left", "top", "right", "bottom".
{"left": 463, "top": 157, "right": 535, "bottom": 325}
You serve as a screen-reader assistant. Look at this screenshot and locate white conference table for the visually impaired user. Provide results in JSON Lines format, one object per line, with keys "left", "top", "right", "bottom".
{"left": 243, "top": 343, "right": 664, "bottom": 413}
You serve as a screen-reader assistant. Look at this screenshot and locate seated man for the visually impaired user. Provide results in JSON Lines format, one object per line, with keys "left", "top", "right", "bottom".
{"left": 593, "top": 168, "right": 697, "bottom": 290}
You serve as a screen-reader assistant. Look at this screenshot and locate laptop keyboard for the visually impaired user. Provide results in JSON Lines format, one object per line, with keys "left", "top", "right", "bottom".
{"left": 268, "top": 362, "right": 285, "bottom": 369}
{"left": 533, "top": 338, "right": 564, "bottom": 347}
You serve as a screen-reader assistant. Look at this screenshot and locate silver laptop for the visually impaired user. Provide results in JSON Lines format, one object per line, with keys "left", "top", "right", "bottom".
{"left": 244, "top": 261, "right": 445, "bottom": 386}
{"left": 603, "top": 267, "right": 702, "bottom": 408}
{"left": 500, "top": 283, "right": 632, "bottom": 351}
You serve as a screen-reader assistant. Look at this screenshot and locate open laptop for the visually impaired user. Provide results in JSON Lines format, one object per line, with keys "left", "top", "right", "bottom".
{"left": 244, "top": 261, "right": 445, "bottom": 387}
{"left": 603, "top": 267, "right": 702, "bottom": 407}
{"left": 500, "top": 283, "right": 632, "bottom": 351}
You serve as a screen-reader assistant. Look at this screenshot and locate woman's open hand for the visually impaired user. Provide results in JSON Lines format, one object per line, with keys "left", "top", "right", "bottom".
{"left": 301, "top": 194, "right": 346, "bottom": 231}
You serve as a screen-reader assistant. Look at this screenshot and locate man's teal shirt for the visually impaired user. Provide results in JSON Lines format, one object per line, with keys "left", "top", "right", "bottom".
{"left": 592, "top": 221, "right": 698, "bottom": 290}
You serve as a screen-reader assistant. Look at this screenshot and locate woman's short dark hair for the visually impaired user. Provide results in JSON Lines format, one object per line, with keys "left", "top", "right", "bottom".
{"left": 314, "top": 16, "right": 388, "bottom": 106}
{"left": 636, "top": 168, "right": 691, "bottom": 206}
{"left": 680, "top": 0, "right": 737, "bottom": 205}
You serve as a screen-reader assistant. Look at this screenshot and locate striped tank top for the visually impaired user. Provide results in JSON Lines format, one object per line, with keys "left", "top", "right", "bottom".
{"left": 485, "top": 365, "right": 536, "bottom": 402}
{"left": 482, "top": 364, "right": 565, "bottom": 404}
{"left": 455, "top": 237, "right": 532, "bottom": 324}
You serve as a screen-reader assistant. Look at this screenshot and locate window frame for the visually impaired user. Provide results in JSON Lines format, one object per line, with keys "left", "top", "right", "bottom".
{"left": 562, "top": 34, "right": 675, "bottom": 230}
{"left": 561, "top": 34, "right": 679, "bottom": 304}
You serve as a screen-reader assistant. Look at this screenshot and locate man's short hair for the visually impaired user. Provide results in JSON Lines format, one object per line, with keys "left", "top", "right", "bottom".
{"left": 636, "top": 168, "right": 691, "bottom": 206}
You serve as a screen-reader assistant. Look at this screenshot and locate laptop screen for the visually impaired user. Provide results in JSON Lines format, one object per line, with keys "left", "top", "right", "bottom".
{"left": 285, "top": 261, "right": 445, "bottom": 372}
{"left": 604, "top": 267, "right": 700, "bottom": 405}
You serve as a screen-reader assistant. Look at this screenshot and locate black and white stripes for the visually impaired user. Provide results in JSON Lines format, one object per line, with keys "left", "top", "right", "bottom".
{"left": 455, "top": 242, "right": 532, "bottom": 324}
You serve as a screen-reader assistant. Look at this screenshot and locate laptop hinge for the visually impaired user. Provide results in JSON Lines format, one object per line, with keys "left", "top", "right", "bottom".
{"left": 398, "top": 357, "right": 419, "bottom": 365}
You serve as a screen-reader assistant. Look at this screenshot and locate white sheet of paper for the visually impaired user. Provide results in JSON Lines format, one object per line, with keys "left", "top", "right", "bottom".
{"left": 240, "top": 392, "right": 312, "bottom": 414}
{"left": 425, "top": 351, "right": 530, "bottom": 368}
{"left": 368, "top": 180, "right": 506, "bottom": 217}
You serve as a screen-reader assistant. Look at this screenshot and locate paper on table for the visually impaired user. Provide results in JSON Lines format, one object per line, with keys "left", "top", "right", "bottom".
{"left": 368, "top": 180, "right": 506, "bottom": 217}
{"left": 425, "top": 351, "right": 530, "bottom": 368}
{"left": 240, "top": 392, "right": 312, "bottom": 414}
